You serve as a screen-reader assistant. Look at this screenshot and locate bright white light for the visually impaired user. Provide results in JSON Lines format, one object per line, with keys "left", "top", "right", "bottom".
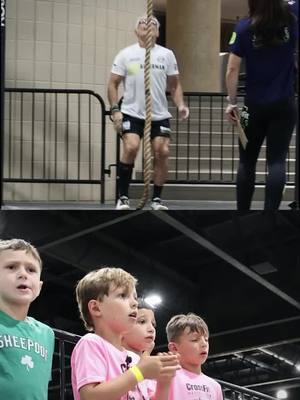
{"left": 276, "top": 389, "right": 288, "bottom": 399}
{"left": 296, "top": 363, "right": 300, "bottom": 372}
{"left": 144, "top": 294, "right": 162, "bottom": 308}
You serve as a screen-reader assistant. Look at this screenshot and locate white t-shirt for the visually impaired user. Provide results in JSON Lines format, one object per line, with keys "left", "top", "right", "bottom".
{"left": 111, "top": 43, "right": 179, "bottom": 121}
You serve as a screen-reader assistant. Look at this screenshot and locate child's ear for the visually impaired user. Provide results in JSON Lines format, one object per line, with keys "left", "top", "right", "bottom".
{"left": 88, "top": 300, "right": 101, "bottom": 318}
{"left": 168, "top": 341, "right": 178, "bottom": 352}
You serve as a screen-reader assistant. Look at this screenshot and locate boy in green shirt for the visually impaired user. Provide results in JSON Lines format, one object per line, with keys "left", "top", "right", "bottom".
{"left": 0, "top": 239, "right": 55, "bottom": 400}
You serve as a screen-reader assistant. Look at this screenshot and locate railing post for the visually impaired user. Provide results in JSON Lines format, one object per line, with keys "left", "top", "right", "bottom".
{"left": 294, "top": 96, "right": 299, "bottom": 208}
{"left": 59, "top": 339, "right": 66, "bottom": 400}
{"left": 217, "top": 378, "right": 277, "bottom": 400}
{"left": 0, "top": 0, "right": 6, "bottom": 209}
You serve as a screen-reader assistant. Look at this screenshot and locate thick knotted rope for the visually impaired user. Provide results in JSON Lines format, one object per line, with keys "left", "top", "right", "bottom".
{"left": 136, "top": 0, "right": 153, "bottom": 209}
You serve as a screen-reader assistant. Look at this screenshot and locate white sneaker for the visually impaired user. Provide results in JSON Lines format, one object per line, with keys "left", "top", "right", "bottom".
{"left": 150, "top": 197, "right": 168, "bottom": 210}
{"left": 116, "top": 196, "right": 130, "bottom": 210}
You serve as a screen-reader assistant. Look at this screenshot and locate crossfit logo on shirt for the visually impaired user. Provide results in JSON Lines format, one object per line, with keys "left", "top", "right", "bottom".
{"left": 229, "top": 32, "right": 237, "bottom": 45}
{"left": 186, "top": 383, "right": 212, "bottom": 398}
{"left": 21, "top": 355, "right": 34, "bottom": 371}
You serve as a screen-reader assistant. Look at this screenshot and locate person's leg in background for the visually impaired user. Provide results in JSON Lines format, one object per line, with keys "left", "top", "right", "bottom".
{"left": 236, "top": 105, "right": 266, "bottom": 210}
{"left": 264, "top": 100, "right": 297, "bottom": 209}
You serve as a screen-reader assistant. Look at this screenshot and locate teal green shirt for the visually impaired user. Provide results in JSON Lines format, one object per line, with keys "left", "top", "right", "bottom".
{"left": 0, "top": 310, "right": 55, "bottom": 400}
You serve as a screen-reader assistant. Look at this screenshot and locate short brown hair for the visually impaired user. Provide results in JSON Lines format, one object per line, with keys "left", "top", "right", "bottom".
{"left": 166, "top": 313, "right": 209, "bottom": 342}
{"left": 0, "top": 239, "right": 42, "bottom": 270}
{"left": 76, "top": 267, "right": 137, "bottom": 331}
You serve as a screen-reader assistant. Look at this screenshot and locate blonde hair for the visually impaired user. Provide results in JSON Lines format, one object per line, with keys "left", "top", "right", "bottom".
{"left": 76, "top": 267, "right": 137, "bottom": 331}
{"left": 166, "top": 313, "right": 209, "bottom": 342}
{"left": 135, "top": 15, "right": 160, "bottom": 30}
{"left": 0, "top": 239, "right": 42, "bottom": 270}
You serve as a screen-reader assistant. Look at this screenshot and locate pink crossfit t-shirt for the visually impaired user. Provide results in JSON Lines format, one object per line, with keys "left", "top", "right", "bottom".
{"left": 71, "top": 333, "right": 151, "bottom": 400}
{"left": 168, "top": 368, "right": 223, "bottom": 400}
{"left": 127, "top": 350, "right": 156, "bottom": 398}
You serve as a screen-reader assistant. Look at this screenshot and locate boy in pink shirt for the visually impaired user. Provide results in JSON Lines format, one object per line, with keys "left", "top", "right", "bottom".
{"left": 123, "top": 298, "right": 156, "bottom": 356}
{"left": 71, "top": 268, "right": 179, "bottom": 400}
{"left": 122, "top": 299, "right": 158, "bottom": 398}
{"left": 166, "top": 313, "right": 224, "bottom": 400}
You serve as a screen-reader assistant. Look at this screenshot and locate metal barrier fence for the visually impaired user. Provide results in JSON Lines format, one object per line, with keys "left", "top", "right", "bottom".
{"left": 127, "top": 92, "right": 296, "bottom": 186}
{"left": 1, "top": 89, "right": 297, "bottom": 205}
{"left": 2, "top": 88, "right": 108, "bottom": 204}
{"left": 51, "top": 329, "right": 81, "bottom": 400}
{"left": 52, "top": 328, "right": 276, "bottom": 400}
{"left": 218, "top": 379, "right": 277, "bottom": 400}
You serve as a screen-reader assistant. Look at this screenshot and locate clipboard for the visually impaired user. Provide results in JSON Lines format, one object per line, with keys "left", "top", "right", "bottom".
{"left": 233, "top": 109, "right": 248, "bottom": 150}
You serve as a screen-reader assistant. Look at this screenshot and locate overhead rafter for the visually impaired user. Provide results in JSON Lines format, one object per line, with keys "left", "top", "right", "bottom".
{"left": 245, "top": 377, "right": 300, "bottom": 390}
{"left": 209, "top": 337, "right": 300, "bottom": 359}
{"left": 42, "top": 250, "right": 89, "bottom": 273}
{"left": 233, "top": 353, "right": 277, "bottom": 373}
{"left": 93, "top": 231, "right": 199, "bottom": 293}
{"left": 212, "top": 315, "right": 300, "bottom": 339}
{"left": 38, "top": 211, "right": 145, "bottom": 250}
{"left": 152, "top": 212, "right": 300, "bottom": 310}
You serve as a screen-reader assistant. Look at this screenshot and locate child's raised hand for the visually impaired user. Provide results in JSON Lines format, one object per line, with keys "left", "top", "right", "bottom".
{"left": 137, "top": 351, "right": 161, "bottom": 379}
{"left": 156, "top": 352, "right": 181, "bottom": 383}
{"left": 137, "top": 351, "right": 180, "bottom": 381}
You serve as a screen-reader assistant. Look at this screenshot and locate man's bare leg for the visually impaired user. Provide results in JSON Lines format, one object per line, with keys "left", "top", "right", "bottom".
{"left": 151, "top": 136, "right": 170, "bottom": 209}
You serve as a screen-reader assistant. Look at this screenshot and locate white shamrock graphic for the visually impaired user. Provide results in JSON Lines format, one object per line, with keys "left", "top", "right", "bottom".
{"left": 21, "top": 355, "right": 34, "bottom": 371}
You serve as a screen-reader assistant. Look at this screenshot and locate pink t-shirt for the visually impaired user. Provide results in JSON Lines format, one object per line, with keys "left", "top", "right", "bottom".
{"left": 71, "top": 333, "right": 151, "bottom": 400}
{"left": 127, "top": 350, "right": 156, "bottom": 398}
{"left": 168, "top": 368, "right": 223, "bottom": 400}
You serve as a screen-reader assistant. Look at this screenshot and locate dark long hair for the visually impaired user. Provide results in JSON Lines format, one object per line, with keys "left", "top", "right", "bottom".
{"left": 248, "top": 0, "right": 295, "bottom": 47}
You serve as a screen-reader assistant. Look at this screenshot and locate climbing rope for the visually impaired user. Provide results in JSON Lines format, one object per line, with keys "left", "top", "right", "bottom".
{"left": 136, "top": 0, "right": 153, "bottom": 209}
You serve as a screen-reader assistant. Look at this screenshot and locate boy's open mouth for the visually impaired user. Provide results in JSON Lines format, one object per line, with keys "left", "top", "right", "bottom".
{"left": 129, "top": 311, "right": 137, "bottom": 318}
{"left": 17, "top": 284, "right": 30, "bottom": 290}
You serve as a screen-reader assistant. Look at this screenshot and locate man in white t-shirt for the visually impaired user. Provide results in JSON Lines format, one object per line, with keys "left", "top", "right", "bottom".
{"left": 108, "top": 15, "right": 189, "bottom": 210}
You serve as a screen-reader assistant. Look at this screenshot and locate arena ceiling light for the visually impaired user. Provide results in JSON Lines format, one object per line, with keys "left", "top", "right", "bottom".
{"left": 276, "top": 389, "right": 288, "bottom": 399}
{"left": 144, "top": 294, "right": 162, "bottom": 308}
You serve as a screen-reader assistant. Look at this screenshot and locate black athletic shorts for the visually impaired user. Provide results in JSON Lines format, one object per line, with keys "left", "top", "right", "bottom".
{"left": 121, "top": 114, "right": 171, "bottom": 139}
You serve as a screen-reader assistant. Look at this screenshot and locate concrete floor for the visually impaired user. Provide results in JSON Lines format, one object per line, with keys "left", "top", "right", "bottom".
{"left": 2, "top": 200, "right": 295, "bottom": 210}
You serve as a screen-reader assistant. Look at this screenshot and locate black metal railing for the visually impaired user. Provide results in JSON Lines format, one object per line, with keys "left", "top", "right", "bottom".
{"left": 52, "top": 329, "right": 276, "bottom": 400}
{"left": 1, "top": 90, "right": 297, "bottom": 206}
{"left": 51, "top": 328, "right": 81, "bottom": 400}
{"left": 127, "top": 92, "right": 296, "bottom": 186}
{"left": 218, "top": 379, "right": 276, "bottom": 400}
{"left": 3, "top": 88, "right": 108, "bottom": 203}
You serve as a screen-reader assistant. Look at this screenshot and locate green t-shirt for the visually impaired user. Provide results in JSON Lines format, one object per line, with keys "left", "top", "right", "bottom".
{"left": 0, "top": 310, "right": 55, "bottom": 400}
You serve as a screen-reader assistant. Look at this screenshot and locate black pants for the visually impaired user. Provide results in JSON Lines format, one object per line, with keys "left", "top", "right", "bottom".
{"left": 237, "top": 98, "right": 297, "bottom": 210}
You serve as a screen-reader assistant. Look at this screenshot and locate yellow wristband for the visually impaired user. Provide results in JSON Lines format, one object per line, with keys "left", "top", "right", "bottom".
{"left": 129, "top": 365, "right": 144, "bottom": 382}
